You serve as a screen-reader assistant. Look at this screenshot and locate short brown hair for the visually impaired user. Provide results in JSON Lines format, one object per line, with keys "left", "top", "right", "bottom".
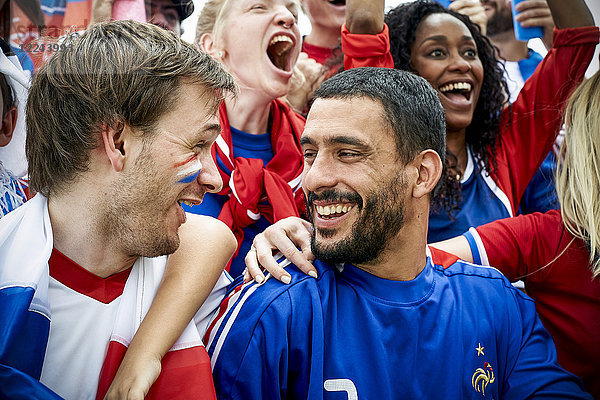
{"left": 26, "top": 20, "right": 237, "bottom": 196}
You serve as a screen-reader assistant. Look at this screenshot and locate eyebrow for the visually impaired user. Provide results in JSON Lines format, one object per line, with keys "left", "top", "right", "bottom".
{"left": 202, "top": 123, "right": 222, "bottom": 139}
{"left": 300, "top": 135, "right": 371, "bottom": 148}
{"left": 418, "top": 34, "right": 473, "bottom": 46}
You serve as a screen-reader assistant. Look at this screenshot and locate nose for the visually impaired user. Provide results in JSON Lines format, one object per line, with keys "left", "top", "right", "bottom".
{"left": 197, "top": 151, "right": 223, "bottom": 193}
{"left": 302, "top": 152, "right": 339, "bottom": 194}
{"left": 448, "top": 51, "right": 471, "bottom": 73}
{"left": 275, "top": 6, "right": 296, "bottom": 29}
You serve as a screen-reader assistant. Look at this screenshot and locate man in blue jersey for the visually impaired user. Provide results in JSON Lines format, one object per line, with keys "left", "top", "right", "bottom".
{"left": 205, "top": 66, "right": 591, "bottom": 399}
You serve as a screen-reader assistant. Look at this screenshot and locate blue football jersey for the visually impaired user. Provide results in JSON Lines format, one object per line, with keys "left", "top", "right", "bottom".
{"left": 207, "top": 247, "right": 590, "bottom": 399}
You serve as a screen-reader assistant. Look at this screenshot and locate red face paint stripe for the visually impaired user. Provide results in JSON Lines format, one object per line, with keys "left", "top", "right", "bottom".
{"left": 172, "top": 154, "right": 198, "bottom": 168}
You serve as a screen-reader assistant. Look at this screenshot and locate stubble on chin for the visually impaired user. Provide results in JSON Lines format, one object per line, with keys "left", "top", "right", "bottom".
{"left": 99, "top": 154, "right": 181, "bottom": 259}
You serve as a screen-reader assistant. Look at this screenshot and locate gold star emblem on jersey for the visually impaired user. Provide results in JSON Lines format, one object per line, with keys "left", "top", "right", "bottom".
{"left": 472, "top": 362, "right": 495, "bottom": 396}
{"left": 476, "top": 343, "right": 485, "bottom": 356}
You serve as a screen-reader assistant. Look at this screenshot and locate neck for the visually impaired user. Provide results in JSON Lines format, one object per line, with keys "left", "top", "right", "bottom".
{"left": 224, "top": 89, "right": 273, "bottom": 134}
{"left": 48, "top": 181, "right": 136, "bottom": 279}
{"left": 446, "top": 128, "right": 468, "bottom": 173}
{"left": 489, "top": 30, "right": 529, "bottom": 61}
{"left": 304, "top": 24, "right": 341, "bottom": 49}
{"left": 356, "top": 203, "right": 429, "bottom": 281}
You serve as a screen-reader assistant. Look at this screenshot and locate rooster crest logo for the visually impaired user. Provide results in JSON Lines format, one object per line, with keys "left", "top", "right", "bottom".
{"left": 471, "top": 362, "right": 495, "bottom": 396}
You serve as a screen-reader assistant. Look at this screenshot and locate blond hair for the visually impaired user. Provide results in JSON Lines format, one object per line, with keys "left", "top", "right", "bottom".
{"left": 556, "top": 70, "right": 600, "bottom": 278}
{"left": 195, "top": 0, "right": 233, "bottom": 49}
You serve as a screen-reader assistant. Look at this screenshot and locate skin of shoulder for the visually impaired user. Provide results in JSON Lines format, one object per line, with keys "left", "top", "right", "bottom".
{"left": 176, "top": 213, "right": 237, "bottom": 261}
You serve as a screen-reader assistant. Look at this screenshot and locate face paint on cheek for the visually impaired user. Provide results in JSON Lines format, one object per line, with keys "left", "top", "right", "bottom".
{"left": 174, "top": 155, "right": 203, "bottom": 184}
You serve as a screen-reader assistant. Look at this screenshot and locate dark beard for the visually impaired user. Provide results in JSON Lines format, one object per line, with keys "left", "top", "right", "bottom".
{"left": 307, "top": 174, "right": 406, "bottom": 265}
{"left": 487, "top": 6, "right": 514, "bottom": 37}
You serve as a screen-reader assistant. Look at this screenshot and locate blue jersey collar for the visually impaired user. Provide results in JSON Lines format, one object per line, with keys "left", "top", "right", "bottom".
{"left": 336, "top": 258, "right": 435, "bottom": 305}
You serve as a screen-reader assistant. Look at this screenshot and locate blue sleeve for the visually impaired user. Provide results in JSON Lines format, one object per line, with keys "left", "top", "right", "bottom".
{"left": 210, "top": 278, "right": 323, "bottom": 399}
{"left": 502, "top": 290, "right": 591, "bottom": 399}
{"left": 0, "top": 366, "right": 63, "bottom": 400}
{"left": 0, "top": 287, "right": 61, "bottom": 399}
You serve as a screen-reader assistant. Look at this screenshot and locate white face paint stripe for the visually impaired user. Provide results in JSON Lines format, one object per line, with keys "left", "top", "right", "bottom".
{"left": 176, "top": 159, "right": 203, "bottom": 184}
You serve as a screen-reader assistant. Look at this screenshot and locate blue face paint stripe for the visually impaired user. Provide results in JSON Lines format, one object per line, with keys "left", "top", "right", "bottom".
{"left": 177, "top": 169, "right": 201, "bottom": 184}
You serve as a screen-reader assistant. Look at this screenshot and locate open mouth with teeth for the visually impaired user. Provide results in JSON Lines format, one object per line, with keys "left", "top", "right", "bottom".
{"left": 267, "top": 35, "right": 294, "bottom": 72}
{"left": 178, "top": 199, "right": 200, "bottom": 208}
{"left": 439, "top": 82, "right": 472, "bottom": 102}
{"left": 315, "top": 203, "right": 354, "bottom": 219}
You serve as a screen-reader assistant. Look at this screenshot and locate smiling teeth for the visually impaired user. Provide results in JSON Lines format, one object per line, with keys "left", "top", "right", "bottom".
{"left": 179, "top": 200, "right": 195, "bottom": 207}
{"left": 316, "top": 204, "right": 352, "bottom": 216}
{"left": 440, "top": 82, "right": 472, "bottom": 92}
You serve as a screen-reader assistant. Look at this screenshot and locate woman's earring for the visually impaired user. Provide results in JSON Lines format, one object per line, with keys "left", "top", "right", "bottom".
{"left": 217, "top": 50, "right": 224, "bottom": 59}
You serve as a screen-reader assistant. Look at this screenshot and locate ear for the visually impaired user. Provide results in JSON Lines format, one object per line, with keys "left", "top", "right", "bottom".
{"left": 101, "top": 121, "right": 127, "bottom": 172}
{"left": 412, "top": 149, "right": 443, "bottom": 199}
{"left": 199, "top": 32, "right": 222, "bottom": 59}
{"left": 0, "top": 106, "right": 17, "bottom": 147}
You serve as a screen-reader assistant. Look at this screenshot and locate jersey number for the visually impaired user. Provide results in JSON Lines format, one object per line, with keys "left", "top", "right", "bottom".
{"left": 324, "top": 379, "right": 358, "bottom": 400}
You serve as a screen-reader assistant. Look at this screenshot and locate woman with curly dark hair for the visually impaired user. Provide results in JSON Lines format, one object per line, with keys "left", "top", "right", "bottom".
{"left": 386, "top": 1, "right": 507, "bottom": 219}
{"left": 339, "top": 0, "right": 599, "bottom": 242}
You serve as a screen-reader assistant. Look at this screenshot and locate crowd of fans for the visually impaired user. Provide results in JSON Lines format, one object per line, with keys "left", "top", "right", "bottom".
{"left": 0, "top": 0, "right": 598, "bottom": 398}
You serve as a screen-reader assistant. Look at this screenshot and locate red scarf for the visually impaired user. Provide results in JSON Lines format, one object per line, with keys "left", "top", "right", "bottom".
{"left": 213, "top": 99, "right": 306, "bottom": 260}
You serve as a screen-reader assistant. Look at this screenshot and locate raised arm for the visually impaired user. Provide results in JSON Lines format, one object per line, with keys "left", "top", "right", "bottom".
{"left": 345, "top": 0, "right": 385, "bottom": 34}
{"left": 104, "top": 214, "right": 236, "bottom": 400}
{"left": 342, "top": 0, "right": 393, "bottom": 70}
{"left": 496, "top": 0, "right": 598, "bottom": 215}
{"left": 544, "top": 0, "right": 594, "bottom": 29}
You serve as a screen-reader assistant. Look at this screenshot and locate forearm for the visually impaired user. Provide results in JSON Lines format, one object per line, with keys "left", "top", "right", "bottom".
{"left": 138, "top": 215, "right": 236, "bottom": 356}
{"left": 430, "top": 235, "right": 474, "bottom": 263}
{"left": 345, "top": 0, "right": 385, "bottom": 34}
{"left": 545, "top": 0, "right": 594, "bottom": 29}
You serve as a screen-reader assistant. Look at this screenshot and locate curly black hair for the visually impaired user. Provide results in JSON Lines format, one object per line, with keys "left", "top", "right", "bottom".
{"left": 385, "top": 0, "right": 508, "bottom": 216}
